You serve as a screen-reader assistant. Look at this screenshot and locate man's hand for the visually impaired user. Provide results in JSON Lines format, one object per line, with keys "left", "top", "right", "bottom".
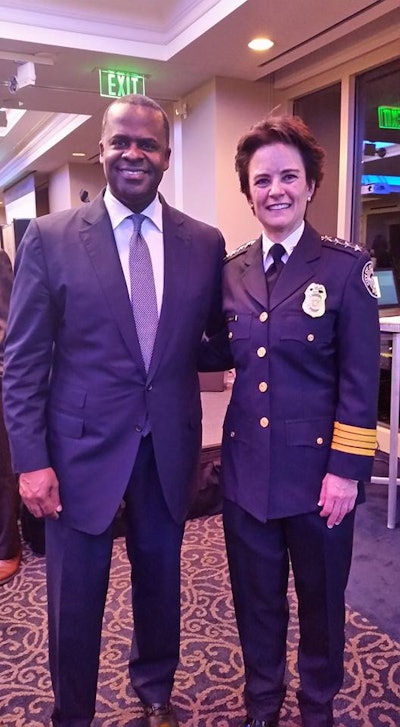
{"left": 19, "top": 467, "right": 62, "bottom": 520}
{"left": 318, "top": 473, "right": 358, "bottom": 528}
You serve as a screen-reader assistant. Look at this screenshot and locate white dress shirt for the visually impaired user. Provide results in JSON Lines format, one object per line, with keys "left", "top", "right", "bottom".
{"left": 103, "top": 187, "right": 164, "bottom": 316}
{"left": 262, "top": 220, "right": 305, "bottom": 272}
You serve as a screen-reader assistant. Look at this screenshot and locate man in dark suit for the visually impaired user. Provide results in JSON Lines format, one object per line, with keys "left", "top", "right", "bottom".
{"left": 0, "top": 249, "right": 21, "bottom": 586}
{"left": 3, "top": 94, "right": 225, "bottom": 727}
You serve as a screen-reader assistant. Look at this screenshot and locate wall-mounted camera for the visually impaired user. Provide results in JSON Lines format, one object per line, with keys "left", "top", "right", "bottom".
{"left": 8, "top": 61, "right": 36, "bottom": 94}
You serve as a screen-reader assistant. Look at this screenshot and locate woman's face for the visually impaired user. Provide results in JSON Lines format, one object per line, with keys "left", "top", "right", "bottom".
{"left": 247, "top": 142, "right": 315, "bottom": 242}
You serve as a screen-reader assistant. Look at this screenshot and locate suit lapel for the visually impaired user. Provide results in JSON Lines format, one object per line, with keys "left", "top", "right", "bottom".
{"left": 80, "top": 195, "right": 194, "bottom": 374}
{"left": 147, "top": 199, "right": 192, "bottom": 376}
{"left": 79, "top": 194, "right": 143, "bottom": 363}
{"left": 241, "top": 237, "right": 268, "bottom": 308}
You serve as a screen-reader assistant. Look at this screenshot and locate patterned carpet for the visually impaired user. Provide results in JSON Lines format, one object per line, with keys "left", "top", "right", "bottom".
{"left": 0, "top": 515, "right": 399, "bottom": 727}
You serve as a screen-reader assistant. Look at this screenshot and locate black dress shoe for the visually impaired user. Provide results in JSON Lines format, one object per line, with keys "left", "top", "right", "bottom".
{"left": 143, "top": 703, "right": 179, "bottom": 727}
{"left": 242, "top": 717, "right": 279, "bottom": 727}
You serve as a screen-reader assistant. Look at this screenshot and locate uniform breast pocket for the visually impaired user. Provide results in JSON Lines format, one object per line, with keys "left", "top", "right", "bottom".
{"left": 226, "top": 313, "right": 252, "bottom": 342}
{"left": 280, "top": 312, "right": 335, "bottom": 346}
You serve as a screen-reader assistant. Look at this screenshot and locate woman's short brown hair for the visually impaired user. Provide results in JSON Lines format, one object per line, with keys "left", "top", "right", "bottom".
{"left": 235, "top": 115, "right": 325, "bottom": 199}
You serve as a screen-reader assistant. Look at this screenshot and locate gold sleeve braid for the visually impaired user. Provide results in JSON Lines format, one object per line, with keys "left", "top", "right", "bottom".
{"left": 331, "top": 421, "right": 377, "bottom": 457}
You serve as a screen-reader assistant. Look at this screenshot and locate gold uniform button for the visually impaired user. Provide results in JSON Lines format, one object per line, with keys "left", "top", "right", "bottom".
{"left": 258, "top": 382, "right": 268, "bottom": 393}
{"left": 228, "top": 331, "right": 233, "bottom": 339}
{"left": 316, "top": 437, "right": 324, "bottom": 445}
{"left": 257, "top": 346, "right": 267, "bottom": 357}
{"left": 259, "top": 311, "right": 268, "bottom": 323}
{"left": 307, "top": 333, "right": 315, "bottom": 342}
{"left": 260, "top": 417, "right": 269, "bottom": 428}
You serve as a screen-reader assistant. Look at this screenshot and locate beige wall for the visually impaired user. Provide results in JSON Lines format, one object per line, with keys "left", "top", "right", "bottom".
{"left": 49, "top": 162, "right": 104, "bottom": 212}
{"left": 68, "top": 162, "right": 104, "bottom": 208}
{"left": 181, "top": 79, "right": 217, "bottom": 224}
{"left": 214, "top": 77, "right": 274, "bottom": 251}
{"left": 48, "top": 164, "right": 71, "bottom": 213}
{"left": 178, "top": 76, "right": 274, "bottom": 252}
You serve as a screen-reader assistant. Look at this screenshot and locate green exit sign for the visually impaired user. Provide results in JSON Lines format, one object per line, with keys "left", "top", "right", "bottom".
{"left": 378, "top": 106, "right": 400, "bottom": 130}
{"left": 99, "top": 69, "right": 146, "bottom": 98}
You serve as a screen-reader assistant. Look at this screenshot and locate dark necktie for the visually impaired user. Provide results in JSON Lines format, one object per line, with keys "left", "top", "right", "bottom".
{"left": 265, "top": 243, "right": 285, "bottom": 295}
{"left": 128, "top": 213, "right": 158, "bottom": 371}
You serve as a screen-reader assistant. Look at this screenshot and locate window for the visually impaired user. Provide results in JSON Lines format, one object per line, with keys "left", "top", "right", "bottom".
{"left": 353, "top": 59, "right": 400, "bottom": 284}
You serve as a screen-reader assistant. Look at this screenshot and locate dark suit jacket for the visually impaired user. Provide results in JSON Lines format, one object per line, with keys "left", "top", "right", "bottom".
{"left": 201, "top": 223, "right": 380, "bottom": 522}
{"left": 0, "top": 250, "right": 12, "bottom": 376}
{"left": 3, "top": 192, "right": 225, "bottom": 533}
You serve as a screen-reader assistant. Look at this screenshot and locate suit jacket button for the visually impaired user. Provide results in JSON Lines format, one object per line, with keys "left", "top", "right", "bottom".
{"left": 228, "top": 331, "right": 233, "bottom": 339}
{"left": 146, "top": 384, "right": 153, "bottom": 391}
{"left": 257, "top": 346, "right": 267, "bottom": 357}
{"left": 135, "top": 425, "right": 143, "bottom": 433}
{"left": 260, "top": 417, "right": 269, "bottom": 428}
{"left": 230, "top": 431, "right": 236, "bottom": 438}
{"left": 316, "top": 436, "right": 324, "bottom": 445}
{"left": 259, "top": 311, "right": 268, "bottom": 322}
{"left": 307, "top": 333, "right": 315, "bottom": 342}
{"left": 258, "top": 381, "right": 268, "bottom": 392}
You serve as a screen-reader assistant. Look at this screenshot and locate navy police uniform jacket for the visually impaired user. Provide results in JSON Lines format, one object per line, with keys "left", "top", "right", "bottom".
{"left": 202, "top": 222, "right": 380, "bottom": 522}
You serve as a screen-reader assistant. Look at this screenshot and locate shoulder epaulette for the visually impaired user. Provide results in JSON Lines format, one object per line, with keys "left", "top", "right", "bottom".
{"left": 320, "top": 235, "right": 363, "bottom": 254}
{"left": 225, "top": 239, "right": 256, "bottom": 263}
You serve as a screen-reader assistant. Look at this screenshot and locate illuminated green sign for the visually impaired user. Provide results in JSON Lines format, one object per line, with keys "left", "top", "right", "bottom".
{"left": 99, "top": 69, "right": 146, "bottom": 98}
{"left": 378, "top": 106, "right": 400, "bottom": 130}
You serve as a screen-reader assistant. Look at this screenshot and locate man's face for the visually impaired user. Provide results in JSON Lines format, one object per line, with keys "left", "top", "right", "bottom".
{"left": 99, "top": 102, "right": 171, "bottom": 212}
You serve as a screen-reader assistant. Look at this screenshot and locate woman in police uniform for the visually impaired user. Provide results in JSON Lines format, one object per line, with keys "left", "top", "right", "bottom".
{"left": 202, "top": 116, "right": 380, "bottom": 727}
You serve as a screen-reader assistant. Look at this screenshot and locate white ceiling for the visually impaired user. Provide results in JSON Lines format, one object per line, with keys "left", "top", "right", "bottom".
{"left": 0, "top": 0, "right": 398, "bottom": 195}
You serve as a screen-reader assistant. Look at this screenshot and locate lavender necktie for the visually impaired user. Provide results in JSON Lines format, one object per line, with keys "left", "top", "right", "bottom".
{"left": 265, "top": 243, "right": 285, "bottom": 295}
{"left": 129, "top": 213, "right": 158, "bottom": 371}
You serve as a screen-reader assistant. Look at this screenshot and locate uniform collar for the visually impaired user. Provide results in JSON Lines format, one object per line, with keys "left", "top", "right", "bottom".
{"left": 262, "top": 220, "right": 305, "bottom": 264}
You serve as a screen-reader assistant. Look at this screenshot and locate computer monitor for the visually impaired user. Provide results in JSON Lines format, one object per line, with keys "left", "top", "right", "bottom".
{"left": 374, "top": 268, "right": 400, "bottom": 309}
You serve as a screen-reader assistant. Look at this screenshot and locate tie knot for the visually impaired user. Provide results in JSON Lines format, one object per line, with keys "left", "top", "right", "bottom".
{"left": 270, "top": 243, "right": 285, "bottom": 265}
{"left": 130, "top": 213, "right": 146, "bottom": 234}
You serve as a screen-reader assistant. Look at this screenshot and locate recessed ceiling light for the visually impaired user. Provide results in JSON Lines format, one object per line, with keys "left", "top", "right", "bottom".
{"left": 248, "top": 37, "right": 274, "bottom": 52}
{"left": 72, "top": 152, "right": 86, "bottom": 157}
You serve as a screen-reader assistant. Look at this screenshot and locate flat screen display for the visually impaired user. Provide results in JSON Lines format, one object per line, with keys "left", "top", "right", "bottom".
{"left": 374, "top": 268, "right": 400, "bottom": 308}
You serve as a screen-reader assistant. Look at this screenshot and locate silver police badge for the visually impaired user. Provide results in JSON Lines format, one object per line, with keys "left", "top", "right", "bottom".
{"left": 302, "top": 283, "right": 327, "bottom": 318}
{"left": 362, "top": 261, "right": 379, "bottom": 298}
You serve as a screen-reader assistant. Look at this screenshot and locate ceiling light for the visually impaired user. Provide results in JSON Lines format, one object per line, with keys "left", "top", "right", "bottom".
{"left": 248, "top": 37, "right": 274, "bottom": 52}
{"left": 72, "top": 152, "right": 86, "bottom": 157}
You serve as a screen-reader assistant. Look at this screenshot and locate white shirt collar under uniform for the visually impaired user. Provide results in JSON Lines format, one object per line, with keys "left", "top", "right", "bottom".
{"left": 262, "top": 220, "right": 305, "bottom": 271}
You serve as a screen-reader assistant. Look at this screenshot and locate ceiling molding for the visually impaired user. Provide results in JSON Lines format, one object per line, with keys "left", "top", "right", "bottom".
{"left": 0, "top": 112, "right": 91, "bottom": 190}
{"left": 257, "top": 0, "right": 400, "bottom": 79}
{"left": 0, "top": 1, "right": 247, "bottom": 58}
{"left": 274, "top": 25, "right": 400, "bottom": 91}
